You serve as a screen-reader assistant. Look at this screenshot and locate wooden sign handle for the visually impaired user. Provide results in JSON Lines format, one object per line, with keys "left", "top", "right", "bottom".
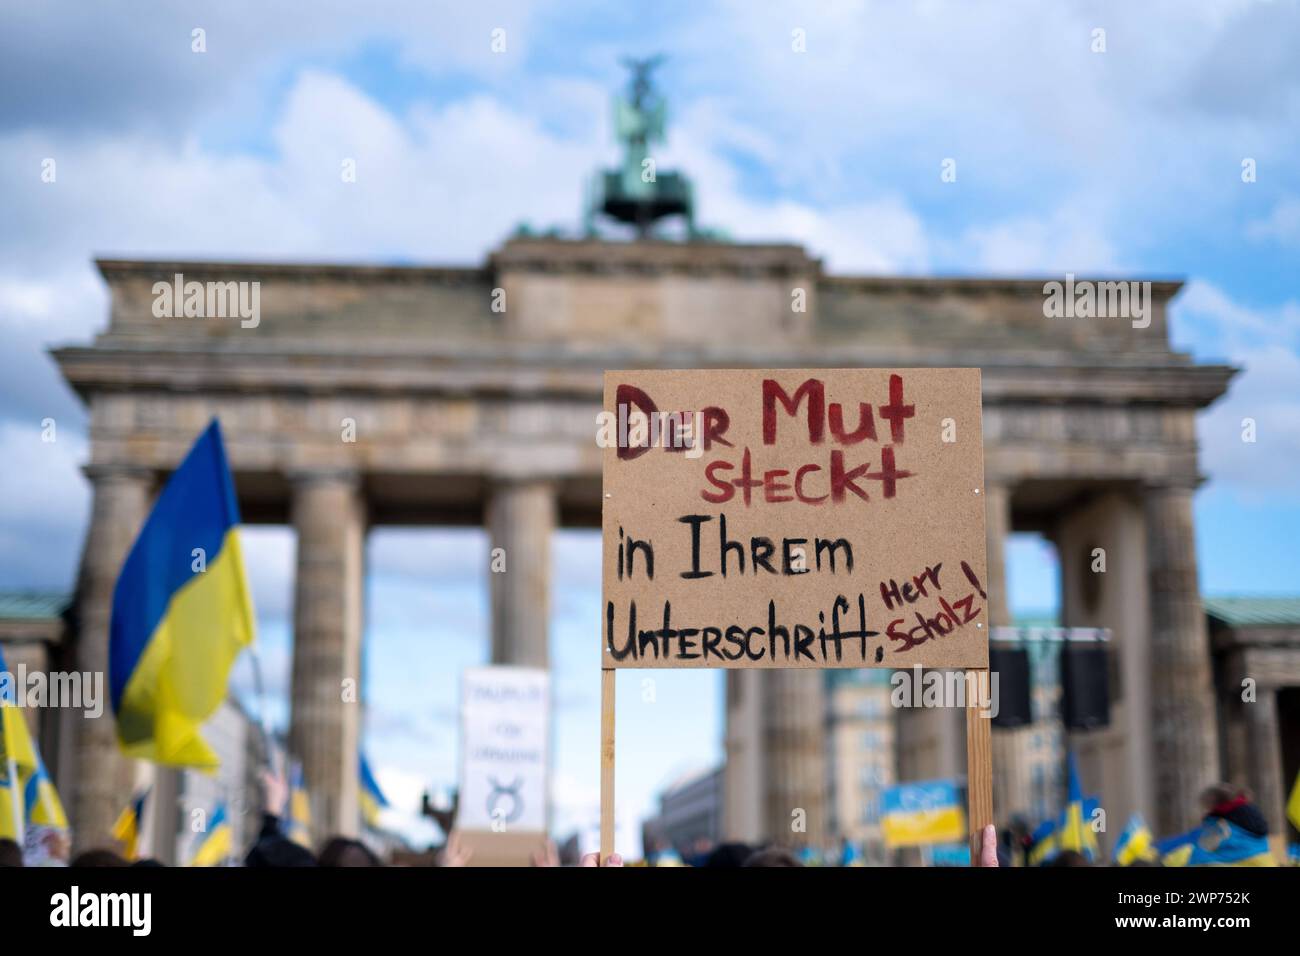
{"left": 965, "top": 666, "right": 994, "bottom": 862}
{"left": 598, "top": 663, "right": 993, "bottom": 864}
{"left": 599, "top": 667, "right": 616, "bottom": 863}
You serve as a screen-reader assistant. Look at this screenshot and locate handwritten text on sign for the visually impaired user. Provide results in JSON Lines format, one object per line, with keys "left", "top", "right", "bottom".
{"left": 600, "top": 369, "right": 990, "bottom": 669}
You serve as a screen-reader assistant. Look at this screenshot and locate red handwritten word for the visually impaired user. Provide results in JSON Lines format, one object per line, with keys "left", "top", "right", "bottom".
{"left": 613, "top": 375, "right": 917, "bottom": 506}
{"left": 762, "top": 375, "right": 914, "bottom": 446}
{"left": 702, "top": 447, "right": 912, "bottom": 505}
{"left": 882, "top": 561, "right": 984, "bottom": 652}
{"left": 615, "top": 385, "right": 731, "bottom": 461}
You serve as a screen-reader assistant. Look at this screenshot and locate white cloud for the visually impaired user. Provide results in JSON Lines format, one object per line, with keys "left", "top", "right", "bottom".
{"left": 4, "top": 72, "right": 600, "bottom": 276}
{"left": 368, "top": 528, "right": 487, "bottom": 586}
{"left": 1174, "top": 281, "right": 1300, "bottom": 499}
{"left": 242, "top": 527, "right": 296, "bottom": 620}
{"left": 0, "top": 420, "right": 89, "bottom": 589}
{"left": 553, "top": 530, "right": 599, "bottom": 590}
{"left": 550, "top": 769, "right": 602, "bottom": 851}
{"left": 0, "top": 1, "right": 542, "bottom": 135}
{"left": 956, "top": 199, "right": 1120, "bottom": 275}
{"left": 368, "top": 763, "right": 442, "bottom": 847}
{"left": 1246, "top": 198, "right": 1300, "bottom": 245}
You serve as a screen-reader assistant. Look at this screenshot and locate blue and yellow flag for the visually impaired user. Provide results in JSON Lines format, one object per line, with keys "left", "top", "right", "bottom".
{"left": 1114, "top": 813, "right": 1157, "bottom": 866}
{"left": 0, "top": 647, "right": 68, "bottom": 861}
{"left": 360, "top": 754, "right": 389, "bottom": 828}
{"left": 880, "top": 780, "right": 966, "bottom": 848}
{"left": 284, "top": 761, "right": 312, "bottom": 847}
{"left": 188, "top": 803, "right": 233, "bottom": 867}
{"left": 1158, "top": 818, "right": 1275, "bottom": 867}
{"left": 23, "top": 753, "right": 67, "bottom": 831}
{"left": 650, "top": 847, "right": 687, "bottom": 867}
{"left": 111, "top": 790, "right": 149, "bottom": 861}
{"left": 1027, "top": 818, "right": 1058, "bottom": 866}
{"left": 1057, "top": 751, "right": 1099, "bottom": 861}
{"left": 0, "top": 647, "right": 39, "bottom": 841}
{"left": 21, "top": 752, "right": 70, "bottom": 865}
{"left": 110, "top": 419, "right": 254, "bottom": 768}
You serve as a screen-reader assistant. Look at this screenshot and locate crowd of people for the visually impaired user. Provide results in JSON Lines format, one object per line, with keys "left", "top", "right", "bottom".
{"left": 0, "top": 778, "right": 1279, "bottom": 868}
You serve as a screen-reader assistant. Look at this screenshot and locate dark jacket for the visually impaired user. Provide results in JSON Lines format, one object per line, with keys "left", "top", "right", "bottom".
{"left": 244, "top": 813, "right": 316, "bottom": 867}
{"left": 1206, "top": 797, "right": 1269, "bottom": 837}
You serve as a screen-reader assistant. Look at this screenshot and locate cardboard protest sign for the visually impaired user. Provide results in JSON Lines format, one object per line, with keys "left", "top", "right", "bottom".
{"left": 457, "top": 667, "right": 549, "bottom": 864}
{"left": 600, "top": 369, "right": 989, "bottom": 670}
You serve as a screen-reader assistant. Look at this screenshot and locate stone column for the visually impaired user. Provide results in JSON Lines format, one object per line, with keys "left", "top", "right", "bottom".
{"left": 288, "top": 470, "right": 365, "bottom": 842}
{"left": 722, "top": 670, "right": 765, "bottom": 843}
{"left": 70, "top": 464, "right": 152, "bottom": 853}
{"left": 142, "top": 764, "right": 180, "bottom": 864}
{"left": 1145, "top": 481, "right": 1219, "bottom": 834}
{"left": 982, "top": 482, "right": 1012, "bottom": 627}
{"left": 486, "top": 479, "right": 556, "bottom": 667}
{"left": 1245, "top": 686, "right": 1285, "bottom": 835}
{"left": 761, "top": 669, "right": 827, "bottom": 848}
{"left": 986, "top": 482, "right": 1026, "bottom": 820}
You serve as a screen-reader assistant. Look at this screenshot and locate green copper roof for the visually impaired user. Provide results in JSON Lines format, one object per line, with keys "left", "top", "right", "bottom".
{"left": 825, "top": 668, "right": 893, "bottom": 689}
{"left": 0, "top": 591, "right": 71, "bottom": 620}
{"left": 1013, "top": 611, "right": 1059, "bottom": 629}
{"left": 1204, "top": 596, "right": 1300, "bottom": 628}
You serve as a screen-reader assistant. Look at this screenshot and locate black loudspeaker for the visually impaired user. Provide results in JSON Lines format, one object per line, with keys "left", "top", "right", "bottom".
{"left": 1061, "top": 642, "right": 1111, "bottom": 730}
{"left": 989, "top": 645, "right": 1032, "bottom": 728}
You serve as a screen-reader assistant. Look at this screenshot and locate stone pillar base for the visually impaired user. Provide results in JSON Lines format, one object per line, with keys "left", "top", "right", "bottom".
{"left": 486, "top": 479, "right": 556, "bottom": 668}
{"left": 70, "top": 465, "right": 152, "bottom": 854}
{"left": 288, "top": 470, "right": 365, "bottom": 843}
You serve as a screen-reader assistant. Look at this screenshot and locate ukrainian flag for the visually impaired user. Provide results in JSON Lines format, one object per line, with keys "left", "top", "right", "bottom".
{"left": 188, "top": 803, "right": 233, "bottom": 867}
{"left": 0, "top": 647, "right": 39, "bottom": 841}
{"left": 23, "top": 753, "right": 67, "bottom": 831}
{"left": 284, "top": 761, "right": 312, "bottom": 847}
{"left": 1113, "top": 813, "right": 1157, "bottom": 866}
{"left": 1026, "top": 818, "right": 1058, "bottom": 866}
{"left": 1057, "top": 751, "right": 1099, "bottom": 861}
{"left": 360, "top": 754, "right": 389, "bottom": 828}
{"left": 880, "top": 780, "right": 966, "bottom": 848}
{"left": 111, "top": 790, "right": 148, "bottom": 861}
{"left": 110, "top": 419, "right": 254, "bottom": 768}
{"left": 1158, "top": 819, "right": 1275, "bottom": 867}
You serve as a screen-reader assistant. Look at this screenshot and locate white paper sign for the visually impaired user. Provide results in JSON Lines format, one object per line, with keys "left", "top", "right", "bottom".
{"left": 459, "top": 667, "right": 549, "bottom": 833}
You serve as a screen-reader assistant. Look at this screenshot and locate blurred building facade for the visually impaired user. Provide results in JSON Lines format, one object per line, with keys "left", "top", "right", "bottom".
{"left": 0, "top": 592, "right": 69, "bottom": 765}
{"left": 1208, "top": 598, "right": 1300, "bottom": 846}
{"left": 641, "top": 766, "right": 722, "bottom": 856}
{"left": 0, "top": 592, "right": 264, "bottom": 863}
{"left": 825, "top": 669, "right": 895, "bottom": 863}
{"left": 148, "top": 697, "right": 263, "bottom": 865}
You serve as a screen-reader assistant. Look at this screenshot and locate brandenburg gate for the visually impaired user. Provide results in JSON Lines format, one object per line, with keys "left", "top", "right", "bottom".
{"left": 51, "top": 65, "right": 1235, "bottom": 853}
{"left": 52, "top": 236, "right": 1233, "bottom": 849}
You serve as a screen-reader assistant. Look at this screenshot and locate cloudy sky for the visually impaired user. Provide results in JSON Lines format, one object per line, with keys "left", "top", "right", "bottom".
{"left": 3, "top": 1, "right": 1299, "bottom": 854}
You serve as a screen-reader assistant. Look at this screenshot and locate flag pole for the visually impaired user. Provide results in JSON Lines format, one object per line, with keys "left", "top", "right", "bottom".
{"left": 246, "top": 645, "right": 279, "bottom": 776}
{"left": 221, "top": 778, "right": 232, "bottom": 867}
{"left": 6, "top": 751, "right": 22, "bottom": 848}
